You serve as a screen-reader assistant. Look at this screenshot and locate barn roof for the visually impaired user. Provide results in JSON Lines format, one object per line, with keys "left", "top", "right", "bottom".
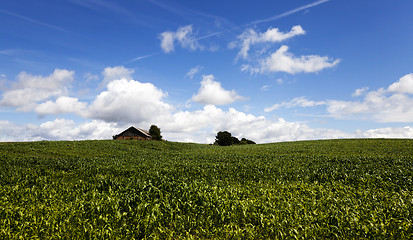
{"left": 117, "top": 126, "right": 151, "bottom": 138}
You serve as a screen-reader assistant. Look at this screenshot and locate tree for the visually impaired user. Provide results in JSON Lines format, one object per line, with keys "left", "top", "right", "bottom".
{"left": 215, "top": 131, "right": 233, "bottom": 146}
{"left": 231, "top": 136, "right": 240, "bottom": 145}
{"left": 149, "top": 125, "right": 162, "bottom": 141}
{"left": 240, "top": 138, "right": 256, "bottom": 145}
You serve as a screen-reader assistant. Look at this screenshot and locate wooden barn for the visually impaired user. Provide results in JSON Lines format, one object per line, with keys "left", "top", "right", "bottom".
{"left": 113, "top": 126, "right": 152, "bottom": 140}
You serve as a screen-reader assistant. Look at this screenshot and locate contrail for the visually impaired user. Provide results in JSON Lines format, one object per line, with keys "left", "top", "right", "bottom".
{"left": 196, "top": 0, "right": 331, "bottom": 40}
{"left": 246, "top": 0, "right": 330, "bottom": 26}
{"left": 129, "top": 52, "right": 160, "bottom": 62}
{"left": 0, "top": 9, "right": 70, "bottom": 33}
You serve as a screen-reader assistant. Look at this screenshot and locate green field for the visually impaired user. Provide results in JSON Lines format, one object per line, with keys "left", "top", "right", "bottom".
{"left": 0, "top": 139, "right": 412, "bottom": 239}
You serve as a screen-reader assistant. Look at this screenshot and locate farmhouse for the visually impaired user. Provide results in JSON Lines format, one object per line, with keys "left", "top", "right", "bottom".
{"left": 113, "top": 126, "right": 152, "bottom": 140}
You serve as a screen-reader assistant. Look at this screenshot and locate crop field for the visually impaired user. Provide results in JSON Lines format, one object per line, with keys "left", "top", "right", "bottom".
{"left": 0, "top": 139, "right": 412, "bottom": 239}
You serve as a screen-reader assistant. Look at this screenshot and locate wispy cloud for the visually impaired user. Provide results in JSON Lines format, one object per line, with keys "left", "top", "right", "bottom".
{"left": 65, "top": 0, "right": 152, "bottom": 27}
{"left": 149, "top": 0, "right": 236, "bottom": 41}
{"left": 0, "top": 9, "right": 69, "bottom": 33}
{"left": 156, "top": 0, "right": 331, "bottom": 51}
{"left": 235, "top": 25, "right": 305, "bottom": 59}
{"left": 185, "top": 65, "right": 203, "bottom": 79}
{"left": 265, "top": 96, "right": 326, "bottom": 112}
{"left": 160, "top": 25, "right": 203, "bottom": 53}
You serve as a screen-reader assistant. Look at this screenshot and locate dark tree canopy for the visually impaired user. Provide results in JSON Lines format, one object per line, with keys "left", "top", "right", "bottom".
{"left": 215, "top": 131, "right": 255, "bottom": 146}
{"left": 149, "top": 125, "right": 162, "bottom": 141}
{"left": 231, "top": 136, "right": 240, "bottom": 145}
{"left": 215, "top": 131, "right": 233, "bottom": 146}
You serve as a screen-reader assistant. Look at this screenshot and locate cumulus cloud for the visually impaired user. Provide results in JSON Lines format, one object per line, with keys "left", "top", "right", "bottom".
{"left": 33, "top": 119, "right": 122, "bottom": 140}
{"left": 28, "top": 67, "right": 171, "bottom": 123}
{"left": 326, "top": 88, "right": 413, "bottom": 122}
{"left": 101, "top": 66, "right": 134, "bottom": 87}
{"left": 191, "top": 75, "right": 245, "bottom": 105}
{"left": 88, "top": 79, "right": 172, "bottom": 123}
{"left": 148, "top": 104, "right": 413, "bottom": 142}
{"left": 236, "top": 25, "right": 305, "bottom": 59}
{"left": 260, "top": 45, "right": 340, "bottom": 74}
{"left": 388, "top": 73, "right": 413, "bottom": 94}
{"left": 35, "top": 96, "right": 87, "bottom": 116}
{"left": 3, "top": 67, "right": 413, "bottom": 144}
{"left": 4, "top": 107, "right": 412, "bottom": 143}
{"left": 325, "top": 74, "right": 413, "bottom": 122}
{"left": 160, "top": 25, "right": 201, "bottom": 53}
{"left": 0, "top": 69, "right": 74, "bottom": 110}
{"left": 267, "top": 73, "right": 413, "bottom": 123}
{"left": 355, "top": 126, "right": 413, "bottom": 138}
{"left": 0, "top": 119, "right": 123, "bottom": 141}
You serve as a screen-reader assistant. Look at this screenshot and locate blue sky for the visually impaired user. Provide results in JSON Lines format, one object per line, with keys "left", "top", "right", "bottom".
{"left": 1, "top": 0, "right": 413, "bottom": 143}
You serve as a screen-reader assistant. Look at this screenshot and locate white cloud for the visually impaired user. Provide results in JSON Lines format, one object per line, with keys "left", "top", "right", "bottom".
{"left": 33, "top": 119, "right": 122, "bottom": 140}
{"left": 87, "top": 78, "right": 172, "bottom": 123}
{"left": 261, "top": 85, "right": 270, "bottom": 91}
{"left": 388, "top": 73, "right": 413, "bottom": 94}
{"left": 0, "top": 120, "right": 30, "bottom": 142}
{"left": 160, "top": 25, "right": 201, "bottom": 53}
{"left": 267, "top": 74, "right": 413, "bottom": 123}
{"left": 0, "top": 68, "right": 342, "bottom": 143}
{"left": 260, "top": 45, "right": 340, "bottom": 74}
{"left": 0, "top": 69, "right": 74, "bottom": 110}
{"left": 185, "top": 65, "right": 202, "bottom": 79}
{"left": 3, "top": 116, "right": 412, "bottom": 143}
{"left": 84, "top": 72, "right": 99, "bottom": 82}
{"left": 325, "top": 74, "right": 413, "bottom": 122}
{"left": 0, "top": 119, "right": 123, "bottom": 141}
{"left": 352, "top": 87, "right": 369, "bottom": 97}
{"left": 326, "top": 88, "right": 413, "bottom": 122}
{"left": 1, "top": 67, "right": 171, "bottom": 124}
{"left": 3, "top": 68, "right": 413, "bottom": 144}
{"left": 101, "top": 66, "right": 134, "bottom": 87}
{"left": 234, "top": 25, "right": 339, "bottom": 75}
{"left": 191, "top": 75, "right": 245, "bottom": 105}
{"left": 236, "top": 25, "right": 305, "bottom": 59}
{"left": 154, "top": 105, "right": 349, "bottom": 143}
{"left": 265, "top": 97, "right": 326, "bottom": 112}
{"left": 35, "top": 96, "right": 87, "bottom": 116}
{"left": 240, "top": 64, "right": 260, "bottom": 74}
{"left": 354, "top": 126, "right": 413, "bottom": 138}
{"left": 160, "top": 31, "right": 175, "bottom": 53}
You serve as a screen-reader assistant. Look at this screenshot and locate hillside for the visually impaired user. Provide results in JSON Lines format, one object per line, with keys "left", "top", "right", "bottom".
{"left": 0, "top": 139, "right": 412, "bottom": 239}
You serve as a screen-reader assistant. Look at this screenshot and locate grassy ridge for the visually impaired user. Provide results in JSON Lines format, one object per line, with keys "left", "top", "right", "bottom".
{"left": 0, "top": 139, "right": 412, "bottom": 239}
